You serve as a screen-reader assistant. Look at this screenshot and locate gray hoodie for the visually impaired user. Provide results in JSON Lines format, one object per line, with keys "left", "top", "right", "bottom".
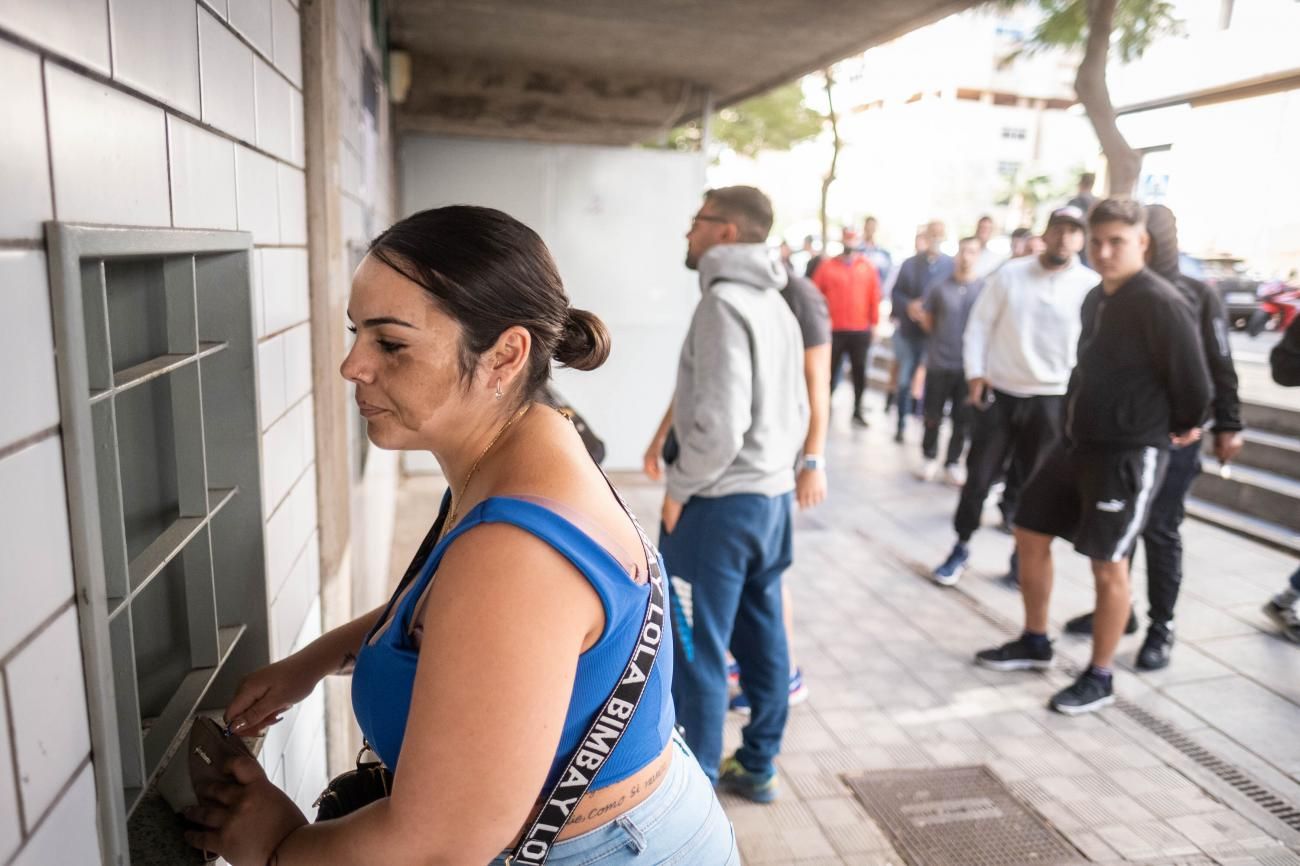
{"left": 667, "top": 243, "right": 809, "bottom": 503}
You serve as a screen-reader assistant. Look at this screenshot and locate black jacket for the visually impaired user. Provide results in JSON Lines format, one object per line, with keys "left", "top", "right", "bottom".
{"left": 1143, "top": 206, "right": 1243, "bottom": 431}
{"left": 1172, "top": 275, "right": 1243, "bottom": 431}
{"left": 1064, "top": 268, "right": 1212, "bottom": 450}
{"left": 1273, "top": 313, "right": 1300, "bottom": 387}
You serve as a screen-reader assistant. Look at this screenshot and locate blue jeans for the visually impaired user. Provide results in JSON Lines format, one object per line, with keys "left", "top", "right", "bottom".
{"left": 1291, "top": 564, "right": 1300, "bottom": 592}
{"left": 490, "top": 734, "right": 738, "bottom": 865}
{"left": 893, "top": 331, "right": 927, "bottom": 433}
{"left": 660, "top": 492, "right": 793, "bottom": 782}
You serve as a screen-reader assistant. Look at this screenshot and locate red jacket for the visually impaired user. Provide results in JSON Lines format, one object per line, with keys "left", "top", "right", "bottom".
{"left": 812, "top": 254, "right": 880, "bottom": 332}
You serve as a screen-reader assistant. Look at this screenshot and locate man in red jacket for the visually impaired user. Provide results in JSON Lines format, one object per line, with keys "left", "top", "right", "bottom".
{"left": 813, "top": 228, "right": 882, "bottom": 426}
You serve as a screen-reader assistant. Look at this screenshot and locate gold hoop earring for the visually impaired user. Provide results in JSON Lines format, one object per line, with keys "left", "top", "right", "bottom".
{"left": 494, "top": 379, "right": 503, "bottom": 400}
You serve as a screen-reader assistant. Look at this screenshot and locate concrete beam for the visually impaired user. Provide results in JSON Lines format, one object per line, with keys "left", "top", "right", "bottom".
{"left": 397, "top": 55, "right": 700, "bottom": 146}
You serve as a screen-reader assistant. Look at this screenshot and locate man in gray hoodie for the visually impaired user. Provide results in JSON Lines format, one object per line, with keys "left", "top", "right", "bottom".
{"left": 659, "top": 186, "right": 808, "bottom": 803}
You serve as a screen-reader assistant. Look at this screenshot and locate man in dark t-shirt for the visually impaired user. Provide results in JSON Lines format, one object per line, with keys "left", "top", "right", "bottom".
{"left": 918, "top": 237, "right": 983, "bottom": 483}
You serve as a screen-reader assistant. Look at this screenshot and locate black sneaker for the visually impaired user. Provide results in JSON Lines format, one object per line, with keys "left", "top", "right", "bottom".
{"left": 852, "top": 411, "right": 869, "bottom": 428}
{"left": 1050, "top": 671, "right": 1115, "bottom": 715}
{"left": 974, "top": 636, "right": 1053, "bottom": 671}
{"left": 893, "top": 428, "right": 904, "bottom": 444}
{"left": 1063, "top": 608, "right": 1139, "bottom": 636}
{"left": 1135, "top": 623, "right": 1174, "bottom": 670}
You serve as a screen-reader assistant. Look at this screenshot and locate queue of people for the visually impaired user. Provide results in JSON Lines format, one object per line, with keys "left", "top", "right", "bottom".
{"left": 182, "top": 179, "right": 1295, "bottom": 866}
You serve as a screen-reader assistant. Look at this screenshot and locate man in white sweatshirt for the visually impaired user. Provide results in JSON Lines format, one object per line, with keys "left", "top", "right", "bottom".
{"left": 933, "top": 207, "right": 1097, "bottom": 585}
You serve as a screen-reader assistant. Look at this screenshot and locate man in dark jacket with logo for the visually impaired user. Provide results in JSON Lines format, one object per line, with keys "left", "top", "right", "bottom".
{"left": 975, "top": 199, "right": 1212, "bottom": 715}
{"left": 1062, "top": 205, "right": 1244, "bottom": 670}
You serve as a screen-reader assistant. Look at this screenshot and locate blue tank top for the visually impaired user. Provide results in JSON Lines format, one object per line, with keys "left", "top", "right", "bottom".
{"left": 351, "top": 495, "right": 676, "bottom": 792}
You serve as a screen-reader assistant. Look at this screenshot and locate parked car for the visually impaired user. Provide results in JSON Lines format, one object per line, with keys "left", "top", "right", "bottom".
{"left": 1180, "top": 254, "right": 1263, "bottom": 329}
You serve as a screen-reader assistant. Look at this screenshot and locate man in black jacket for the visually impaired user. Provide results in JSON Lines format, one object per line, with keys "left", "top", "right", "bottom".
{"left": 975, "top": 199, "right": 1212, "bottom": 714}
{"left": 1061, "top": 205, "right": 1244, "bottom": 670}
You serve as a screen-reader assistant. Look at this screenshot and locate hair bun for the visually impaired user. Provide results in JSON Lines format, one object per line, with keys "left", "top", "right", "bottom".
{"left": 554, "top": 308, "right": 611, "bottom": 371}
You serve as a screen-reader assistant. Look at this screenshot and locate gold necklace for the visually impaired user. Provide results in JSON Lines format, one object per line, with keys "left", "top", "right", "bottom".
{"left": 441, "top": 402, "right": 532, "bottom": 539}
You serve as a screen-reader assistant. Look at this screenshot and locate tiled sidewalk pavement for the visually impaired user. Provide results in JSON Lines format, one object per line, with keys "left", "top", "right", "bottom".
{"left": 610, "top": 397, "right": 1300, "bottom": 866}
{"left": 388, "top": 395, "right": 1300, "bottom": 865}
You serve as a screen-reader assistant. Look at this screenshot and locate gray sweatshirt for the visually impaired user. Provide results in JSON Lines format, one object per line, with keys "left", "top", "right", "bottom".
{"left": 667, "top": 243, "right": 809, "bottom": 503}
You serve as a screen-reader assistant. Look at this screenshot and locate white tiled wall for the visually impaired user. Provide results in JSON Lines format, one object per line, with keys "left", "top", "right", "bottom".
{"left": 0, "top": 0, "right": 110, "bottom": 75}
{"left": 110, "top": 0, "right": 202, "bottom": 115}
{"left": 45, "top": 64, "right": 172, "bottom": 228}
{"left": 0, "top": 437, "right": 76, "bottom": 661}
{"left": 255, "top": 55, "right": 295, "bottom": 161}
{"left": 0, "top": 42, "right": 53, "bottom": 239}
{"left": 168, "top": 116, "right": 239, "bottom": 231}
{"left": 236, "top": 145, "right": 282, "bottom": 243}
{"left": 0, "top": 680, "right": 22, "bottom": 862}
{"left": 228, "top": 0, "right": 274, "bottom": 57}
{"left": 0, "top": 253, "right": 60, "bottom": 448}
{"left": 199, "top": 7, "right": 256, "bottom": 142}
{"left": 6, "top": 608, "right": 91, "bottom": 826}
{"left": 8, "top": 767, "right": 100, "bottom": 866}
{"left": 0, "top": 1, "right": 324, "bottom": 860}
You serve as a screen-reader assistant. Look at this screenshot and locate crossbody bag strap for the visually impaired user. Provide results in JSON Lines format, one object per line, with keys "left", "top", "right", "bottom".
{"left": 506, "top": 471, "right": 666, "bottom": 866}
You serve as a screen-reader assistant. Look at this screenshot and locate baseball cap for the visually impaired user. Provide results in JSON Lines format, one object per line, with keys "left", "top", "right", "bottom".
{"left": 1047, "top": 205, "right": 1087, "bottom": 230}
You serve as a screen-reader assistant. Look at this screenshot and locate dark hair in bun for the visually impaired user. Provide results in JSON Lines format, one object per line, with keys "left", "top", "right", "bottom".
{"left": 555, "top": 308, "right": 611, "bottom": 371}
{"left": 368, "top": 205, "right": 611, "bottom": 398}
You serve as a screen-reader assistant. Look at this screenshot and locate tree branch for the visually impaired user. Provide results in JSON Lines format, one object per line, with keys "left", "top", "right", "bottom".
{"left": 1074, "top": 0, "right": 1141, "bottom": 196}
{"left": 820, "top": 68, "right": 841, "bottom": 248}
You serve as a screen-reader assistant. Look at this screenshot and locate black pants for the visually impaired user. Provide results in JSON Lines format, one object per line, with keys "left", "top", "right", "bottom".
{"left": 954, "top": 389, "right": 1063, "bottom": 541}
{"left": 921, "top": 368, "right": 971, "bottom": 464}
{"left": 1132, "top": 440, "right": 1202, "bottom": 625}
{"left": 830, "top": 330, "right": 873, "bottom": 412}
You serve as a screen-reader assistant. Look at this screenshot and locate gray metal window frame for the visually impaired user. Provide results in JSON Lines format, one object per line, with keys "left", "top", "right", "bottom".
{"left": 46, "top": 223, "right": 270, "bottom": 865}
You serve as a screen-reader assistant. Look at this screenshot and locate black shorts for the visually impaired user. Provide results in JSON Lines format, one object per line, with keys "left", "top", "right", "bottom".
{"left": 1014, "top": 443, "right": 1169, "bottom": 562}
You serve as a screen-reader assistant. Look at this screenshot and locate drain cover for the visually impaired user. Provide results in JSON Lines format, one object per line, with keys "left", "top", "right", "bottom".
{"left": 846, "top": 765, "right": 1084, "bottom": 866}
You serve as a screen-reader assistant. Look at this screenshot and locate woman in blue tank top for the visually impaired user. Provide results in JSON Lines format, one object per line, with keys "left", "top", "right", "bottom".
{"left": 191, "top": 206, "right": 737, "bottom": 866}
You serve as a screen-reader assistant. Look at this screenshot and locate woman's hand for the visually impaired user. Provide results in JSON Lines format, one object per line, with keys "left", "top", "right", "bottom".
{"left": 184, "top": 756, "right": 307, "bottom": 865}
{"left": 225, "top": 655, "right": 321, "bottom": 735}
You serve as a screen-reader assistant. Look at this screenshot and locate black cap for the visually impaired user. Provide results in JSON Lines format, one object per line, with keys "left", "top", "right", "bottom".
{"left": 1047, "top": 205, "right": 1087, "bottom": 230}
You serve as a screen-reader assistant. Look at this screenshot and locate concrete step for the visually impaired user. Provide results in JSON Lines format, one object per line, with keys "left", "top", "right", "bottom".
{"left": 1192, "top": 456, "right": 1300, "bottom": 533}
{"left": 1242, "top": 400, "right": 1300, "bottom": 438}
{"left": 1209, "top": 427, "right": 1300, "bottom": 481}
{"left": 1185, "top": 496, "right": 1300, "bottom": 556}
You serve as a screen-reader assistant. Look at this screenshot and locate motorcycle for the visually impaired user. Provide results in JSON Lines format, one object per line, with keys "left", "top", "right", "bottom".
{"left": 1247, "top": 280, "right": 1300, "bottom": 337}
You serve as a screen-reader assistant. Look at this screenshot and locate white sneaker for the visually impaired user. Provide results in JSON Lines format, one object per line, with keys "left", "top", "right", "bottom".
{"left": 944, "top": 464, "right": 967, "bottom": 487}
{"left": 917, "top": 459, "right": 940, "bottom": 482}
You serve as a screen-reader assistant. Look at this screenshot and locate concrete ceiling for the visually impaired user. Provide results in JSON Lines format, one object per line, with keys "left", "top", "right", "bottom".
{"left": 388, "top": 0, "right": 980, "bottom": 145}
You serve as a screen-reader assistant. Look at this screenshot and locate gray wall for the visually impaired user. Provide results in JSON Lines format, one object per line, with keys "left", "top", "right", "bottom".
{"left": 399, "top": 134, "right": 707, "bottom": 471}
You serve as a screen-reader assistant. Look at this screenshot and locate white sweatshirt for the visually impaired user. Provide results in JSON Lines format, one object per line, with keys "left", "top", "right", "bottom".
{"left": 962, "top": 255, "right": 1099, "bottom": 397}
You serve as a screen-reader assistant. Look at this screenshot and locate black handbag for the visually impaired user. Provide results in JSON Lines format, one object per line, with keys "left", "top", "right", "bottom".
{"left": 313, "top": 743, "right": 393, "bottom": 821}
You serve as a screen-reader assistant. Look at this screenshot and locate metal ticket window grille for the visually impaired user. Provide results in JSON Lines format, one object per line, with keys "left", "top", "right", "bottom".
{"left": 47, "top": 225, "right": 271, "bottom": 864}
